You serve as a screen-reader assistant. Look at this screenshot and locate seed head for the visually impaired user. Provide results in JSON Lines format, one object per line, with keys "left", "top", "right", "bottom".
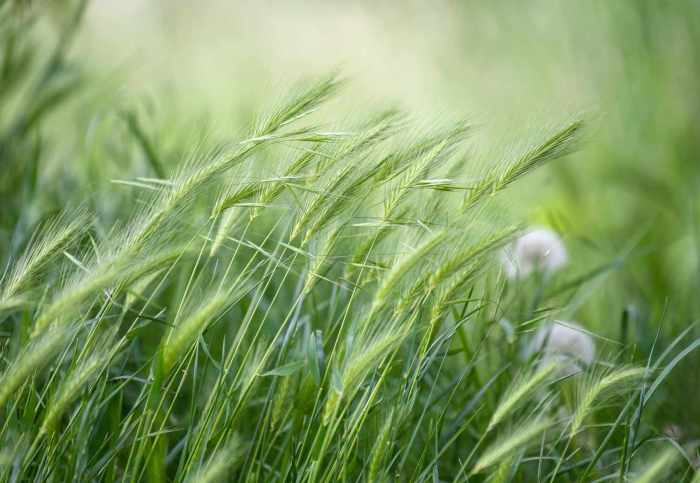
{"left": 530, "top": 320, "right": 596, "bottom": 375}
{"left": 501, "top": 227, "right": 567, "bottom": 279}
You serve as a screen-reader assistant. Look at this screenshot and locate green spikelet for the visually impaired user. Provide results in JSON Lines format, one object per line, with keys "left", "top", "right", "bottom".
{"left": 185, "top": 435, "right": 242, "bottom": 483}
{"left": 368, "top": 410, "right": 394, "bottom": 482}
{"left": 635, "top": 447, "right": 678, "bottom": 483}
{"left": 570, "top": 367, "right": 646, "bottom": 437}
{"left": 160, "top": 293, "right": 230, "bottom": 375}
{"left": 0, "top": 325, "right": 72, "bottom": 408}
{"left": 40, "top": 344, "right": 117, "bottom": 434}
{"left": 471, "top": 418, "right": 551, "bottom": 474}
{"left": 488, "top": 362, "right": 558, "bottom": 432}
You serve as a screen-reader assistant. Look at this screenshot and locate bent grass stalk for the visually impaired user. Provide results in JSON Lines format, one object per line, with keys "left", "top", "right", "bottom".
{"left": 488, "top": 362, "right": 558, "bottom": 432}
{"left": 570, "top": 367, "right": 646, "bottom": 438}
{"left": 471, "top": 418, "right": 552, "bottom": 474}
{"left": 0, "top": 325, "right": 72, "bottom": 409}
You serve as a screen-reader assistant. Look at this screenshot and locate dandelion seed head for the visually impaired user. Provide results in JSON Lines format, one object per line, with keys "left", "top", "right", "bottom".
{"left": 531, "top": 320, "right": 596, "bottom": 375}
{"left": 501, "top": 227, "right": 567, "bottom": 279}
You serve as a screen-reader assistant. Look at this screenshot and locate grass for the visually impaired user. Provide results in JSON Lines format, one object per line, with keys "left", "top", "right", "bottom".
{"left": 1, "top": 1, "right": 700, "bottom": 482}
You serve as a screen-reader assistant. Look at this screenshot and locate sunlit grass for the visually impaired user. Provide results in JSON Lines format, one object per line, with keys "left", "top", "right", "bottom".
{"left": 1, "top": 1, "right": 700, "bottom": 482}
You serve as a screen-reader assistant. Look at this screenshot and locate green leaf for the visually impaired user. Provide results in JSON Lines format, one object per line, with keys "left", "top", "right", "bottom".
{"left": 261, "top": 360, "right": 305, "bottom": 377}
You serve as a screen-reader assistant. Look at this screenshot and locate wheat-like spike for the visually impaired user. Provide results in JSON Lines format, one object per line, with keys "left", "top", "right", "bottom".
{"left": 427, "top": 228, "right": 515, "bottom": 291}
{"left": 634, "top": 448, "right": 678, "bottom": 483}
{"left": 471, "top": 418, "right": 551, "bottom": 474}
{"left": 367, "top": 229, "right": 448, "bottom": 322}
{"left": 33, "top": 266, "right": 118, "bottom": 335}
{"left": 0, "top": 210, "right": 88, "bottom": 305}
{"left": 488, "top": 362, "right": 558, "bottom": 432}
{"left": 383, "top": 139, "right": 449, "bottom": 217}
{"left": 367, "top": 409, "right": 394, "bottom": 482}
{"left": 294, "top": 113, "right": 413, "bottom": 244}
{"left": 499, "top": 119, "right": 583, "bottom": 183}
{"left": 0, "top": 296, "right": 26, "bottom": 315}
{"left": 184, "top": 435, "right": 242, "bottom": 483}
{"left": 323, "top": 326, "right": 406, "bottom": 425}
{"left": 121, "top": 245, "right": 190, "bottom": 287}
{"left": 253, "top": 74, "right": 342, "bottom": 136}
{"left": 342, "top": 328, "right": 405, "bottom": 392}
{"left": 270, "top": 375, "right": 292, "bottom": 431}
{"left": 210, "top": 208, "right": 241, "bottom": 257}
{"left": 394, "top": 275, "right": 431, "bottom": 318}
{"left": 160, "top": 292, "right": 231, "bottom": 375}
{"left": 211, "top": 182, "right": 262, "bottom": 218}
{"left": 33, "top": 245, "right": 186, "bottom": 335}
{"left": 0, "top": 325, "right": 73, "bottom": 408}
{"left": 291, "top": 163, "right": 355, "bottom": 241}
{"left": 251, "top": 148, "right": 321, "bottom": 218}
{"left": 570, "top": 367, "right": 646, "bottom": 437}
{"left": 312, "top": 109, "right": 404, "bottom": 179}
{"left": 40, "top": 341, "right": 119, "bottom": 434}
{"left": 301, "top": 155, "right": 388, "bottom": 245}
{"left": 302, "top": 224, "right": 344, "bottom": 295}
{"left": 465, "top": 119, "right": 583, "bottom": 209}
{"left": 429, "top": 261, "right": 483, "bottom": 324}
{"left": 375, "top": 122, "right": 470, "bottom": 185}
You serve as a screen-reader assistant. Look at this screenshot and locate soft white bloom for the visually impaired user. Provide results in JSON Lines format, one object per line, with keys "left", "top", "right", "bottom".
{"left": 501, "top": 227, "right": 568, "bottom": 279}
{"left": 530, "top": 320, "right": 596, "bottom": 375}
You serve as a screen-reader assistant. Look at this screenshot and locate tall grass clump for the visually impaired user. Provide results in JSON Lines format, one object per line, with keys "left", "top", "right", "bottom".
{"left": 1, "top": 2, "right": 699, "bottom": 482}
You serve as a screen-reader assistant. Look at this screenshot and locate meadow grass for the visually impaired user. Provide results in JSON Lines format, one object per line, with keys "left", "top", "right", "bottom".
{"left": 1, "top": 2, "right": 700, "bottom": 482}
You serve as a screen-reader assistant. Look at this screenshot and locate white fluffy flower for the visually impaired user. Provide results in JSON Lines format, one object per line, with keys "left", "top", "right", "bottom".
{"left": 530, "top": 320, "right": 596, "bottom": 374}
{"left": 501, "top": 227, "right": 568, "bottom": 279}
